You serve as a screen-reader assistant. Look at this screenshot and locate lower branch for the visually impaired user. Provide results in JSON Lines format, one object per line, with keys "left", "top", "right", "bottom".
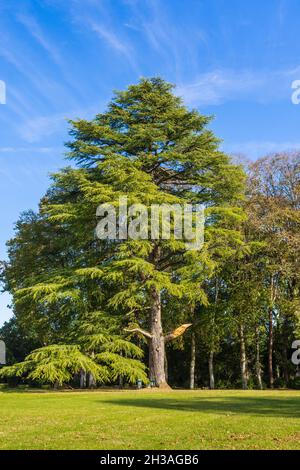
{"left": 124, "top": 327, "right": 153, "bottom": 340}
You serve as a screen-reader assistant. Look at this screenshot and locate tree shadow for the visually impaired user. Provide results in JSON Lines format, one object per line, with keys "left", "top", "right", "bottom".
{"left": 102, "top": 394, "right": 300, "bottom": 418}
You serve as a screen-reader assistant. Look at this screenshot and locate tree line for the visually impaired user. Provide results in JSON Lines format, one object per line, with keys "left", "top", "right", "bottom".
{"left": 0, "top": 78, "right": 299, "bottom": 389}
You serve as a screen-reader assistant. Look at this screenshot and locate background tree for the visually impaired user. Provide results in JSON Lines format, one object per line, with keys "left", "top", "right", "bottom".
{"left": 247, "top": 152, "right": 300, "bottom": 387}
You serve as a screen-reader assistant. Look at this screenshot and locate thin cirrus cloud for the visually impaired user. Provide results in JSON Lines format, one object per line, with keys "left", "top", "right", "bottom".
{"left": 16, "top": 13, "right": 88, "bottom": 102}
{"left": 19, "top": 112, "right": 70, "bottom": 143}
{"left": 17, "top": 13, "right": 62, "bottom": 65}
{"left": 90, "top": 22, "right": 131, "bottom": 57}
{"left": 16, "top": 66, "right": 299, "bottom": 143}
{"left": 223, "top": 140, "right": 300, "bottom": 159}
{"left": 176, "top": 68, "right": 298, "bottom": 107}
{"left": 66, "top": 0, "right": 140, "bottom": 72}
{"left": 0, "top": 146, "right": 61, "bottom": 153}
{"left": 18, "top": 103, "right": 106, "bottom": 143}
{"left": 85, "top": 20, "right": 140, "bottom": 74}
{"left": 124, "top": 0, "right": 206, "bottom": 75}
{"left": 0, "top": 41, "right": 80, "bottom": 115}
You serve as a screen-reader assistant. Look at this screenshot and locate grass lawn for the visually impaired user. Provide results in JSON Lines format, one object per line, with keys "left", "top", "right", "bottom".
{"left": 0, "top": 388, "right": 300, "bottom": 450}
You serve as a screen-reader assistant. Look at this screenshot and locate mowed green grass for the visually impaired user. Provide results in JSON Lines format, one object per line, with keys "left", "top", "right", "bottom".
{"left": 0, "top": 389, "right": 300, "bottom": 450}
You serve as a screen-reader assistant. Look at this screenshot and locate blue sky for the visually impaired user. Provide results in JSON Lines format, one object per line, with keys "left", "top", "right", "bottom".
{"left": 1, "top": 0, "right": 300, "bottom": 324}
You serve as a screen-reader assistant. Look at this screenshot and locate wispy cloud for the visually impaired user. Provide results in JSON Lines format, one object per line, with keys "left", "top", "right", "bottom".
{"left": 19, "top": 113, "right": 68, "bottom": 142}
{"left": 18, "top": 103, "right": 104, "bottom": 143}
{"left": 0, "top": 146, "right": 61, "bottom": 153}
{"left": 177, "top": 70, "right": 265, "bottom": 106}
{"left": 223, "top": 140, "right": 300, "bottom": 159}
{"left": 91, "top": 22, "right": 131, "bottom": 56}
{"left": 176, "top": 68, "right": 300, "bottom": 107}
{"left": 17, "top": 13, "right": 62, "bottom": 65}
{"left": 87, "top": 21, "right": 140, "bottom": 74}
{"left": 16, "top": 13, "right": 87, "bottom": 103}
{"left": 0, "top": 40, "right": 80, "bottom": 113}
{"left": 65, "top": 0, "right": 140, "bottom": 73}
{"left": 125, "top": 0, "right": 208, "bottom": 78}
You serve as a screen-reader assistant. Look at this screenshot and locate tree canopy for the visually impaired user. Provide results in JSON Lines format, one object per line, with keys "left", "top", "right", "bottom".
{"left": 1, "top": 79, "right": 299, "bottom": 390}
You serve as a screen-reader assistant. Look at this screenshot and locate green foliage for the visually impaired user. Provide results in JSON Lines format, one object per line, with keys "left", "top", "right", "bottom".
{"left": 9, "top": 78, "right": 300, "bottom": 390}
{"left": 0, "top": 339, "right": 147, "bottom": 387}
{"left": 0, "top": 345, "right": 108, "bottom": 387}
{"left": 96, "top": 352, "right": 148, "bottom": 384}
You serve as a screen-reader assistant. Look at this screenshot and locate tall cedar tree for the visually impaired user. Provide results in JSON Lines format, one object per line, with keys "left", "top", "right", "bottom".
{"left": 7, "top": 78, "right": 245, "bottom": 388}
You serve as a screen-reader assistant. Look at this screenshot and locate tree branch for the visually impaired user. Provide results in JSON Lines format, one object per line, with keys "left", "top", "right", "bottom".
{"left": 124, "top": 327, "right": 153, "bottom": 339}
{"left": 164, "top": 323, "right": 192, "bottom": 343}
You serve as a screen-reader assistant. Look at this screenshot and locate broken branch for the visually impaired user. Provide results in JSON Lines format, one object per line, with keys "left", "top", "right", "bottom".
{"left": 164, "top": 323, "right": 192, "bottom": 343}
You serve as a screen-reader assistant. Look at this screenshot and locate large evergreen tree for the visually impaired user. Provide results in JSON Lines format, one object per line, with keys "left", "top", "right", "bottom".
{"left": 2, "top": 78, "right": 245, "bottom": 388}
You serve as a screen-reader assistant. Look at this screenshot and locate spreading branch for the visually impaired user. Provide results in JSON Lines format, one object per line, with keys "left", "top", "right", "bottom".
{"left": 164, "top": 323, "right": 192, "bottom": 343}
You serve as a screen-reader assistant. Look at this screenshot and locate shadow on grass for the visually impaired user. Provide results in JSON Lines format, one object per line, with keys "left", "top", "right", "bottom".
{"left": 102, "top": 395, "right": 300, "bottom": 418}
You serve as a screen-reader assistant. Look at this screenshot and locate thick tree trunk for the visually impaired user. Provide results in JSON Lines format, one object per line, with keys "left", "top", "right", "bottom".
{"left": 190, "top": 332, "right": 196, "bottom": 389}
{"left": 149, "top": 286, "right": 169, "bottom": 388}
{"left": 239, "top": 324, "right": 248, "bottom": 390}
{"left": 208, "top": 351, "right": 215, "bottom": 389}
{"left": 268, "top": 308, "right": 274, "bottom": 388}
{"left": 255, "top": 327, "right": 263, "bottom": 390}
{"left": 126, "top": 240, "right": 192, "bottom": 390}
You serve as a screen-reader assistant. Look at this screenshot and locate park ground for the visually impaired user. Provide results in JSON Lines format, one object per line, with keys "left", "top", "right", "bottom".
{"left": 0, "top": 388, "right": 300, "bottom": 450}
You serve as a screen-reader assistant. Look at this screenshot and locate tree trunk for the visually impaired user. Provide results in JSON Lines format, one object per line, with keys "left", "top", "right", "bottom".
{"left": 190, "top": 332, "right": 196, "bottom": 389}
{"left": 118, "top": 351, "right": 124, "bottom": 389}
{"left": 149, "top": 286, "right": 169, "bottom": 388}
{"left": 119, "top": 375, "right": 124, "bottom": 389}
{"left": 88, "top": 373, "right": 96, "bottom": 388}
{"left": 255, "top": 327, "right": 263, "bottom": 390}
{"left": 53, "top": 380, "right": 60, "bottom": 390}
{"left": 282, "top": 317, "right": 290, "bottom": 386}
{"left": 282, "top": 343, "right": 289, "bottom": 386}
{"left": 239, "top": 324, "right": 248, "bottom": 390}
{"left": 80, "top": 369, "right": 87, "bottom": 388}
{"left": 276, "top": 365, "right": 280, "bottom": 381}
{"left": 268, "top": 307, "right": 274, "bottom": 388}
{"left": 208, "top": 351, "right": 215, "bottom": 389}
{"left": 268, "top": 274, "right": 277, "bottom": 389}
{"left": 164, "top": 350, "right": 169, "bottom": 384}
{"left": 126, "top": 242, "right": 192, "bottom": 390}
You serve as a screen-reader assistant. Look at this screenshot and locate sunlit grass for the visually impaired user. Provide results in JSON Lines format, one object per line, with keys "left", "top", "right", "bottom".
{"left": 0, "top": 389, "right": 299, "bottom": 449}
